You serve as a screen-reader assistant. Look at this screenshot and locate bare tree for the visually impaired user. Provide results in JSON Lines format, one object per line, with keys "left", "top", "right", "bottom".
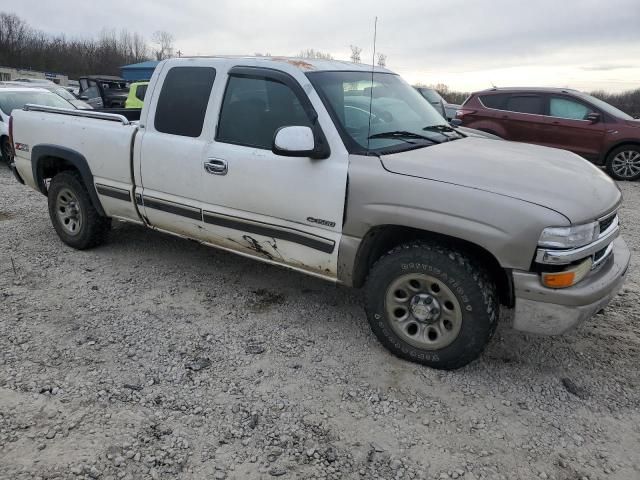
{"left": 131, "top": 33, "right": 148, "bottom": 62}
{"left": 152, "top": 30, "right": 174, "bottom": 61}
{"left": 377, "top": 53, "right": 386, "bottom": 68}
{"left": 0, "top": 13, "right": 30, "bottom": 66}
{"left": 350, "top": 45, "right": 362, "bottom": 63}
{"left": 0, "top": 11, "right": 155, "bottom": 78}
{"left": 298, "top": 48, "right": 333, "bottom": 60}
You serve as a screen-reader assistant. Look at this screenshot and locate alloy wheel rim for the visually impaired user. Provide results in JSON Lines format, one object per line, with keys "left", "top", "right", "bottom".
{"left": 56, "top": 188, "right": 83, "bottom": 235}
{"left": 611, "top": 150, "right": 640, "bottom": 178}
{"left": 385, "top": 273, "right": 463, "bottom": 350}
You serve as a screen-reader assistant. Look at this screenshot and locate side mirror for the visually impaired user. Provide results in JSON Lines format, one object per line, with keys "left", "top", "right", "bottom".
{"left": 79, "top": 95, "right": 89, "bottom": 100}
{"left": 273, "top": 126, "right": 316, "bottom": 157}
{"left": 586, "top": 112, "right": 601, "bottom": 123}
{"left": 449, "top": 119, "right": 463, "bottom": 127}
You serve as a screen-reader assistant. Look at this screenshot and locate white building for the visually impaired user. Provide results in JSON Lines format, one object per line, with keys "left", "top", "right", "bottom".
{"left": 0, "top": 66, "right": 69, "bottom": 86}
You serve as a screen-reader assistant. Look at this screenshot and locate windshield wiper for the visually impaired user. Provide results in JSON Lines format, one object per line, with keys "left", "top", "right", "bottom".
{"left": 368, "top": 130, "right": 442, "bottom": 144}
{"left": 422, "top": 124, "right": 465, "bottom": 140}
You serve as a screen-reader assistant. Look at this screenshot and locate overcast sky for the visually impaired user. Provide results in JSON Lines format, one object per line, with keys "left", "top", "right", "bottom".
{"left": 8, "top": 0, "right": 640, "bottom": 92}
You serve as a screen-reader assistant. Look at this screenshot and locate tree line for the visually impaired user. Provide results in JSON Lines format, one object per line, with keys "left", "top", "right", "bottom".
{"left": 2, "top": 9, "right": 636, "bottom": 115}
{"left": 0, "top": 12, "right": 173, "bottom": 79}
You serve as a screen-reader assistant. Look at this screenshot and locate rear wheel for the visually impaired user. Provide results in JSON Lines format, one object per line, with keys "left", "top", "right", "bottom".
{"left": 606, "top": 145, "right": 640, "bottom": 181}
{"left": 1, "top": 136, "right": 12, "bottom": 166}
{"left": 47, "top": 172, "right": 111, "bottom": 249}
{"left": 364, "top": 242, "right": 498, "bottom": 370}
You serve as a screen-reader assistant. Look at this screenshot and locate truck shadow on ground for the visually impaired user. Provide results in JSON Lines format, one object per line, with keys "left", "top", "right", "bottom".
{"left": 86, "top": 223, "right": 638, "bottom": 401}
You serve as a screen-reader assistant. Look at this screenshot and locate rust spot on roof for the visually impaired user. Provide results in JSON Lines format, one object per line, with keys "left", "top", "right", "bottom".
{"left": 272, "top": 57, "right": 316, "bottom": 70}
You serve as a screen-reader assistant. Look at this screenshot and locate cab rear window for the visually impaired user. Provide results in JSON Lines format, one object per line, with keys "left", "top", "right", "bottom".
{"left": 154, "top": 67, "right": 216, "bottom": 137}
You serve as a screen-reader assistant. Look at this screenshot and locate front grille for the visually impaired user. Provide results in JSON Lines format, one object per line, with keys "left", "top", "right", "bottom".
{"left": 599, "top": 214, "right": 616, "bottom": 234}
{"left": 593, "top": 247, "right": 607, "bottom": 263}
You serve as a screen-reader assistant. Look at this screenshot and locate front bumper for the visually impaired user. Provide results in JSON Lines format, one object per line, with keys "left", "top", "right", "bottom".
{"left": 512, "top": 237, "right": 630, "bottom": 335}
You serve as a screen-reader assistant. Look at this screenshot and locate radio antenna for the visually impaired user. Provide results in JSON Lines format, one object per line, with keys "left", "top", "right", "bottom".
{"left": 366, "top": 16, "right": 378, "bottom": 154}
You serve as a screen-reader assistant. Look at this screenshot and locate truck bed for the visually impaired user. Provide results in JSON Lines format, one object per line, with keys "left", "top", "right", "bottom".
{"left": 12, "top": 105, "right": 138, "bottom": 195}
{"left": 96, "top": 108, "right": 142, "bottom": 122}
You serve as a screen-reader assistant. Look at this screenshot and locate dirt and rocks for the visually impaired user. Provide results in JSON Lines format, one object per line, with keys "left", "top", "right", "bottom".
{"left": 1, "top": 165, "right": 639, "bottom": 480}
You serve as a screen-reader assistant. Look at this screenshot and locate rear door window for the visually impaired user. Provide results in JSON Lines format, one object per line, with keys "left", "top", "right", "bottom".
{"left": 549, "top": 97, "right": 594, "bottom": 120}
{"left": 479, "top": 93, "right": 509, "bottom": 109}
{"left": 505, "top": 95, "right": 543, "bottom": 115}
{"left": 154, "top": 67, "right": 216, "bottom": 137}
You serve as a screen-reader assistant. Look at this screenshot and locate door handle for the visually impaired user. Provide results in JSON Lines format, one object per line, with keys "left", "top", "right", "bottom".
{"left": 204, "top": 158, "right": 228, "bottom": 175}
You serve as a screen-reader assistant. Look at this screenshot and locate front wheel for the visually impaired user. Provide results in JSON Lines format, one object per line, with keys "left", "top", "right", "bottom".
{"left": 606, "top": 146, "right": 640, "bottom": 181}
{"left": 365, "top": 242, "right": 498, "bottom": 370}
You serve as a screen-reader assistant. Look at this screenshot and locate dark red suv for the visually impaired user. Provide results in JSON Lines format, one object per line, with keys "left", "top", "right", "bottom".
{"left": 457, "top": 88, "right": 640, "bottom": 180}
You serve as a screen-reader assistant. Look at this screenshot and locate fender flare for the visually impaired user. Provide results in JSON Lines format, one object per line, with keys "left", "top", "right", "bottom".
{"left": 31, "top": 144, "right": 106, "bottom": 216}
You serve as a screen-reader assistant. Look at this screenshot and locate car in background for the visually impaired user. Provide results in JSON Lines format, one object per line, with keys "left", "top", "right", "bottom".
{"left": 12, "top": 78, "right": 56, "bottom": 85}
{"left": 78, "top": 75, "right": 130, "bottom": 109}
{"left": 412, "top": 86, "right": 498, "bottom": 140}
{"left": 457, "top": 87, "right": 640, "bottom": 180}
{"left": 415, "top": 87, "right": 460, "bottom": 121}
{"left": 0, "top": 86, "right": 76, "bottom": 165}
{"left": 125, "top": 81, "right": 149, "bottom": 109}
{"left": 1, "top": 81, "right": 91, "bottom": 109}
{"left": 67, "top": 80, "right": 80, "bottom": 96}
{"left": 44, "top": 85, "right": 92, "bottom": 110}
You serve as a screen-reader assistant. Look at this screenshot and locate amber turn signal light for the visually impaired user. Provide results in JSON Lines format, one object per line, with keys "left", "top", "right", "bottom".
{"left": 542, "top": 271, "right": 576, "bottom": 288}
{"left": 541, "top": 257, "right": 592, "bottom": 289}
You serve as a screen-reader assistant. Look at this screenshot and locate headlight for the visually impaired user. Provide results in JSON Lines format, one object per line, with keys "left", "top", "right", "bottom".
{"left": 538, "top": 222, "right": 599, "bottom": 249}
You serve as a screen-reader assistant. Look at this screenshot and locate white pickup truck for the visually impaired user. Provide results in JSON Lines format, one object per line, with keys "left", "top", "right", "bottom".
{"left": 9, "top": 57, "right": 630, "bottom": 369}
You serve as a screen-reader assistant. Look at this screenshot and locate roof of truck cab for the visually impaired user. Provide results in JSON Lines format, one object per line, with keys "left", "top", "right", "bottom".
{"left": 178, "top": 56, "right": 394, "bottom": 74}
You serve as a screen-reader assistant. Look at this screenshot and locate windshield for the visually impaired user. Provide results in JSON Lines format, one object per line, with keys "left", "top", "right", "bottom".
{"left": 0, "top": 90, "right": 75, "bottom": 115}
{"left": 579, "top": 93, "right": 634, "bottom": 120}
{"left": 307, "top": 71, "right": 454, "bottom": 154}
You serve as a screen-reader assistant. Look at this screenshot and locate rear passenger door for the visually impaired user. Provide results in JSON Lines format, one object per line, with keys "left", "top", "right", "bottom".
{"left": 138, "top": 65, "right": 216, "bottom": 238}
{"left": 197, "top": 66, "right": 349, "bottom": 278}
{"left": 500, "top": 93, "right": 546, "bottom": 144}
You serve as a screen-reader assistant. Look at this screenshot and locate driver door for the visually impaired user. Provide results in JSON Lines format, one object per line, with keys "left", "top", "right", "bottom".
{"left": 197, "top": 67, "right": 348, "bottom": 278}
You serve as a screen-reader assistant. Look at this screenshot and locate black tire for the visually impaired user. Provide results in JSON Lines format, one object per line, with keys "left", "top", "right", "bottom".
{"left": 605, "top": 145, "right": 640, "bottom": 181}
{"left": 364, "top": 241, "right": 498, "bottom": 370}
{"left": 47, "top": 171, "right": 111, "bottom": 249}
{"left": 1, "top": 136, "right": 12, "bottom": 166}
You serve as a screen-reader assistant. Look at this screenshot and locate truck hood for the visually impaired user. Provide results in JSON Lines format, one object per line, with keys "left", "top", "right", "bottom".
{"left": 380, "top": 137, "right": 621, "bottom": 223}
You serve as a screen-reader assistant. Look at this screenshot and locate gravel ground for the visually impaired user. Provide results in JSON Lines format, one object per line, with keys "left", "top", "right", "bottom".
{"left": 1, "top": 165, "right": 639, "bottom": 480}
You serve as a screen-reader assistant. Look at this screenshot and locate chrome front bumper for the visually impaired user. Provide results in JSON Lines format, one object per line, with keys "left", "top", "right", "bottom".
{"left": 512, "top": 237, "right": 630, "bottom": 335}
